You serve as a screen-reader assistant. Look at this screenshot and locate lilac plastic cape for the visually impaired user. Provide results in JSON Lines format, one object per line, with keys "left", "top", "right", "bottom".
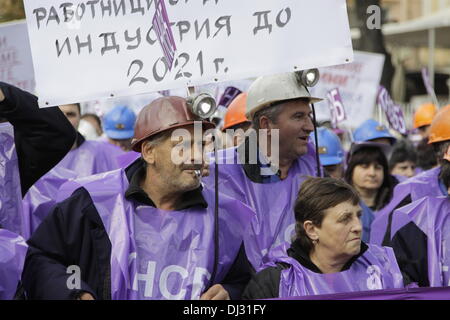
{"left": 203, "top": 143, "right": 317, "bottom": 271}
{"left": 276, "top": 286, "right": 450, "bottom": 300}
{"left": 370, "top": 167, "right": 442, "bottom": 245}
{"left": 57, "top": 140, "right": 122, "bottom": 178}
{"left": 21, "top": 166, "right": 77, "bottom": 239}
{"left": 0, "top": 229, "right": 27, "bottom": 300}
{"left": 390, "top": 196, "right": 450, "bottom": 287}
{"left": 58, "top": 169, "right": 254, "bottom": 300}
{"left": 261, "top": 242, "right": 403, "bottom": 298}
{"left": 20, "top": 140, "right": 125, "bottom": 239}
{"left": 116, "top": 151, "right": 140, "bottom": 168}
{"left": 0, "top": 123, "right": 24, "bottom": 235}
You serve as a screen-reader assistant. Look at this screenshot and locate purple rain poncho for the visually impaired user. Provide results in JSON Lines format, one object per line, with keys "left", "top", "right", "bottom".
{"left": 58, "top": 169, "right": 254, "bottom": 299}
{"left": 20, "top": 140, "right": 126, "bottom": 238}
{"left": 370, "top": 167, "right": 443, "bottom": 245}
{"left": 203, "top": 143, "right": 317, "bottom": 270}
{"left": 390, "top": 196, "right": 450, "bottom": 287}
{"left": 0, "top": 229, "right": 28, "bottom": 300}
{"left": 21, "top": 166, "right": 77, "bottom": 239}
{"left": 0, "top": 123, "right": 24, "bottom": 235}
{"left": 57, "top": 140, "right": 122, "bottom": 177}
{"left": 263, "top": 242, "right": 403, "bottom": 298}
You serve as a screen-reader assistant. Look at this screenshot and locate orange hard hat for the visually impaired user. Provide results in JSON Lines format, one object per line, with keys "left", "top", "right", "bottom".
{"left": 222, "top": 93, "right": 250, "bottom": 130}
{"left": 413, "top": 103, "right": 437, "bottom": 129}
{"left": 428, "top": 104, "right": 450, "bottom": 144}
{"left": 131, "top": 96, "right": 215, "bottom": 152}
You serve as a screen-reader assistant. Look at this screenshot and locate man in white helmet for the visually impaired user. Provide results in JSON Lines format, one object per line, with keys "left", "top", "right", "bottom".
{"left": 203, "top": 71, "right": 322, "bottom": 270}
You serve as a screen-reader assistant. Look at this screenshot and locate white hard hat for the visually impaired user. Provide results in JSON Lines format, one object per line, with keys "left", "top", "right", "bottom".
{"left": 246, "top": 71, "right": 323, "bottom": 120}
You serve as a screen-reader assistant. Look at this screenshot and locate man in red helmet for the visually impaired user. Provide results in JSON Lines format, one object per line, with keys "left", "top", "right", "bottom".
{"left": 22, "top": 96, "right": 254, "bottom": 300}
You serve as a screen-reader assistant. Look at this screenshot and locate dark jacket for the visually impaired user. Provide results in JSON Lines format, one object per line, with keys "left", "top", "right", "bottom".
{"left": 0, "top": 82, "right": 76, "bottom": 195}
{"left": 22, "top": 159, "right": 252, "bottom": 300}
{"left": 242, "top": 240, "right": 369, "bottom": 300}
{"left": 381, "top": 196, "right": 429, "bottom": 287}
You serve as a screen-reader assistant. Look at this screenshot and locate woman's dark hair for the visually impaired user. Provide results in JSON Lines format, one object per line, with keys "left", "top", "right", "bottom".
{"left": 293, "top": 177, "right": 360, "bottom": 254}
{"left": 345, "top": 146, "right": 394, "bottom": 211}
{"left": 389, "top": 140, "right": 417, "bottom": 170}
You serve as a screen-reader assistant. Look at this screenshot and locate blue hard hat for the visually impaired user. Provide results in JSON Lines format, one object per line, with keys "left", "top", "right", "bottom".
{"left": 310, "top": 127, "right": 344, "bottom": 166}
{"left": 103, "top": 105, "right": 136, "bottom": 139}
{"left": 353, "top": 119, "right": 396, "bottom": 145}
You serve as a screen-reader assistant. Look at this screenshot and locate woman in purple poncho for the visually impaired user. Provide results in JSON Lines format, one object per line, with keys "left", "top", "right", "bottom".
{"left": 242, "top": 177, "right": 403, "bottom": 299}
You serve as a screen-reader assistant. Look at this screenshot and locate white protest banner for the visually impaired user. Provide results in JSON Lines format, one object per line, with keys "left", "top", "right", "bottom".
{"left": 377, "top": 86, "right": 407, "bottom": 135}
{"left": 326, "top": 88, "right": 346, "bottom": 128}
{"left": 23, "top": 0, "right": 353, "bottom": 107}
{"left": 311, "top": 51, "right": 385, "bottom": 129}
{"left": 0, "top": 21, "right": 36, "bottom": 93}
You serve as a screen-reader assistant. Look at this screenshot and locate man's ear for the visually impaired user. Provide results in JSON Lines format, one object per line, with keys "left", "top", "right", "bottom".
{"left": 303, "top": 220, "right": 319, "bottom": 242}
{"left": 259, "top": 116, "right": 271, "bottom": 130}
{"left": 141, "top": 141, "right": 156, "bottom": 165}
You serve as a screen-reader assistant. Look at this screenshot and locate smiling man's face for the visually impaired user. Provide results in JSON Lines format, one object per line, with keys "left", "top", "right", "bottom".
{"left": 270, "top": 99, "right": 314, "bottom": 160}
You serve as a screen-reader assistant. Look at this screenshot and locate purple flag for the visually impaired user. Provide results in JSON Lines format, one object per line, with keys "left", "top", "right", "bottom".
{"left": 152, "top": 0, "right": 177, "bottom": 70}
{"left": 218, "top": 87, "right": 242, "bottom": 108}
{"left": 377, "top": 86, "right": 407, "bottom": 135}
{"left": 421, "top": 67, "right": 436, "bottom": 98}
{"left": 326, "top": 88, "right": 346, "bottom": 128}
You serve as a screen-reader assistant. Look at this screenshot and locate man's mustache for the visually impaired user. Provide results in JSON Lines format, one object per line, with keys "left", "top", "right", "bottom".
{"left": 181, "top": 164, "right": 204, "bottom": 171}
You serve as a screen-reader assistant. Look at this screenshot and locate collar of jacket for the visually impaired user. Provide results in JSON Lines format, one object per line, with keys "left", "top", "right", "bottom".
{"left": 124, "top": 158, "right": 208, "bottom": 210}
{"left": 237, "top": 136, "right": 283, "bottom": 184}
{"left": 287, "top": 238, "right": 369, "bottom": 274}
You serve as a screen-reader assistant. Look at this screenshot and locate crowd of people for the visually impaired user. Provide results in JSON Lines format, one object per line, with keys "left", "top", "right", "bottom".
{"left": 0, "top": 69, "right": 449, "bottom": 299}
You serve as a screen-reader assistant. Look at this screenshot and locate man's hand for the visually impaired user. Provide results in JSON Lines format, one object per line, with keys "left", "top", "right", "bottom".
{"left": 0, "top": 88, "right": 4, "bottom": 102}
{"left": 200, "top": 284, "right": 230, "bottom": 300}
{"left": 78, "top": 292, "right": 95, "bottom": 300}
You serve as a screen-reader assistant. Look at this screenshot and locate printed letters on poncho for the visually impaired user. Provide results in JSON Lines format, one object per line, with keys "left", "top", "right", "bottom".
{"left": 58, "top": 169, "right": 254, "bottom": 300}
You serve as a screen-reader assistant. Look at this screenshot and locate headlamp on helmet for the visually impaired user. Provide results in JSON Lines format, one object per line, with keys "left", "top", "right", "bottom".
{"left": 295, "top": 69, "right": 320, "bottom": 88}
{"left": 186, "top": 93, "right": 217, "bottom": 119}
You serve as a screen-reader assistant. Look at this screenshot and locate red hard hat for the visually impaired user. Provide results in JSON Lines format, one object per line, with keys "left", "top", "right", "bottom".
{"left": 131, "top": 96, "right": 215, "bottom": 152}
